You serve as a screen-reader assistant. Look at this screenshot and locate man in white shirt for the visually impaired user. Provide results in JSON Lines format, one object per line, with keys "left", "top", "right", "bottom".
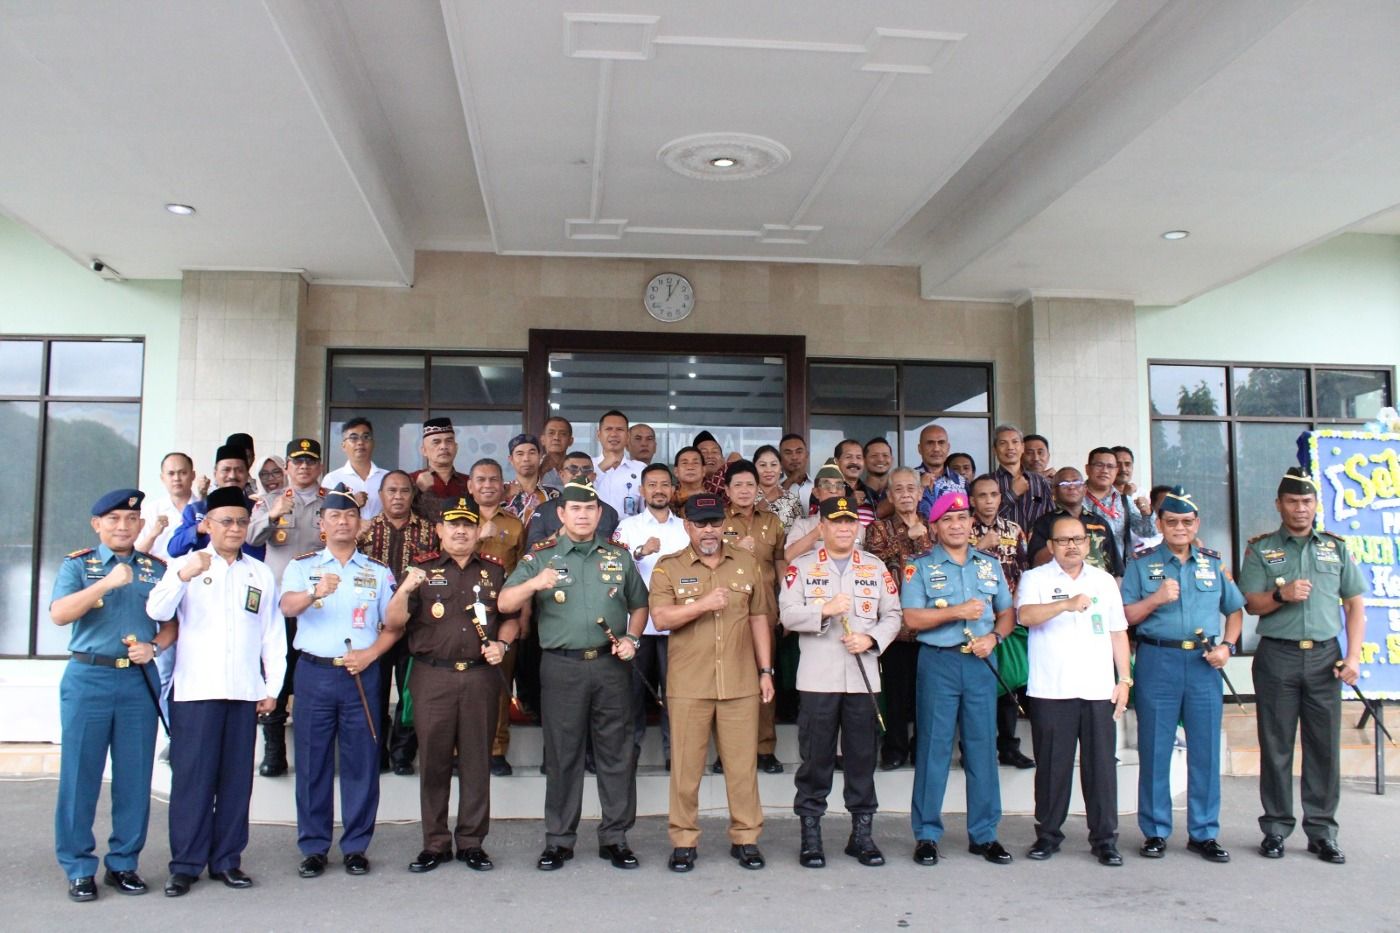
{"left": 614, "top": 463, "right": 690, "bottom": 766}
{"left": 592, "top": 410, "right": 646, "bottom": 518}
{"left": 1015, "top": 513, "right": 1132, "bottom": 868}
{"left": 145, "top": 486, "right": 286, "bottom": 896}
{"left": 322, "top": 418, "right": 388, "bottom": 520}
{"left": 136, "top": 451, "right": 197, "bottom": 730}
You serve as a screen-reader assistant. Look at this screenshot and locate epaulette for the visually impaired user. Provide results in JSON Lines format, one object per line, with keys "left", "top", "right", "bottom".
{"left": 1319, "top": 530, "right": 1347, "bottom": 542}
{"left": 363, "top": 555, "right": 390, "bottom": 570}
{"left": 532, "top": 536, "right": 557, "bottom": 551}
{"left": 294, "top": 549, "right": 321, "bottom": 560}
{"left": 317, "top": 486, "right": 329, "bottom": 496}
{"left": 477, "top": 551, "right": 503, "bottom": 566}
{"left": 1246, "top": 532, "right": 1273, "bottom": 545}
{"left": 67, "top": 547, "right": 95, "bottom": 559}
{"left": 1197, "top": 546, "right": 1221, "bottom": 560}
{"left": 609, "top": 531, "right": 624, "bottom": 546}
{"left": 411, "top": 550, "right": 440, "bottom": 563}
{"left": 137, "top": 552, "right": 167, "bottom": 567}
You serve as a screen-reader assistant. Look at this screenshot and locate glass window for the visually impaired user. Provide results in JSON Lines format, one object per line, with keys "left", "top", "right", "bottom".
{"left": 809, "top": 364, "right": 896, "bottom": 413}
{"left": 904, "top": 364, "right": 989, "bottom": 413}
{"left": 810, "top": 416, "right": 898, "bottom": 472}
{"left": 0, "top": 401, "right": 40, "bottom": 654}
{"left": 329, "top": 354, "right": 425, "bottom": 406}
{"left": 429, "top": 409, "right": 522, "bottom": 481}
{"left": 0, "top": 341, "right": 43, "bottom": 395}
{"left": 1317, "top": 369, "right": 1390, "bottom": 420}
{"left": 1231, "top": 367, "right": 1308, "bottom": 417}
{"left": 35, "top": 401, "right": 141, "bottom": 656}
{"left": 1149, "top": 419, "right": 1231, "bottom": 560}
{"left": 48, "top": 340, "right": 144, "bottom": 397}
{"left": 903, "top": 418, "right": 991, "bottom": 477}
{"left": 430, "top": 356, "right": 523, "bottom": 408}
{"left": 1149, "top": 365, "right": 1226, "bottom": 416}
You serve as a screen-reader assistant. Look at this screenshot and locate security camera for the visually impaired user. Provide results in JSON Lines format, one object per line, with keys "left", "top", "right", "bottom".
{"left": 90, "top": 260, "right": 105, "bottom": 273}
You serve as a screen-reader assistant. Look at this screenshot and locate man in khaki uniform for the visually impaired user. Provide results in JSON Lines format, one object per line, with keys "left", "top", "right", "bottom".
{"left": 650, "top": 494, "right": 776, "bottom": 873}
{"left": 721, "top": 459, "right": 787, "bottom": 774}
{"left": 781, "top": 496, "right": 902, "bottom": 869}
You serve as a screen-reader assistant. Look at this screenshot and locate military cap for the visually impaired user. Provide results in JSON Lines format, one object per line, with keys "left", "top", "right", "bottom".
{"left": 422, "top": 417, "right": 455, "bottom": 438}
{"left": 813, "top": 459, "right": 844, "bottom": 483}
{"left": 322, "top": 482, "right": 360, "bottom": 512}
{"left": 927, "top": 490, "right": 970, "bottom": 522}
{"left": 819, "top": 496, "right": 859, "bottom": 521}
{"left": 1277, "top": 466, "right": 1318, "bottom": 498}
{"left": 206, "top": 486, "right": 251, "bottom": 513}
{"left": 1157, "top": 485, "right": 1198, "bottom": 515}
{"left": 559, "top": 481, "right": 599, "bottom": 504}
{"left": 286, "top": 438, "right": 321, "bottom": 461}
{"left": 92, "top": 488, "right": 144, "bottom": 517}
{"left": 683, "top": 494, "right": 725, "bottom": 522}
{"left": 441, "top": 495, "right": 480, "bottom": 524}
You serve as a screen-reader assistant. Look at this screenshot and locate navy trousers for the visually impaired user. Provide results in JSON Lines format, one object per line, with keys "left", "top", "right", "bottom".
{"left": 55, "top": 662, "right": 157, "bottom": 879}
{"left": 293, "top": 658, "right": 382, "bottom": 856}
{"left": 168, "top": 698, "right": 257, "bottom": 875}
{"left": 1134, "top": 642, "right": 1223, "bottom": 841}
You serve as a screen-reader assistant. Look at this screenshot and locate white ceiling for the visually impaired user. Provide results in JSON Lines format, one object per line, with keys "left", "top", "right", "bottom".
{"left": 0, "top": 0, "right": 1397, "bottom": 303}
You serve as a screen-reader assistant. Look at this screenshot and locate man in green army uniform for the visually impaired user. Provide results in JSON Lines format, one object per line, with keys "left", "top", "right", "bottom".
{"left": 1240, "top": 467, "right": 1366, "bottom": 865}
{"left": 499, "top": 482, "right": 649, "bottom": 872}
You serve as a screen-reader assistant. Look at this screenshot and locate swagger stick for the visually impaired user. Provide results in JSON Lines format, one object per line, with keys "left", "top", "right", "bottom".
{"left": 471, "top": 585, "right": 511, "bottom": 688}
{"left": 342, "top": 637, "right": 378, "bottom": 743}
{"left": 594, "top": 615, "right": 665, "bottom": 709}
{"left": 962, "top": 628, "right": 1026, "bottom": 716}
{"left": 1334, "top": 660, "right": 1396, "bottom": 744}
{"left": 841, "top": 616, "right": 886, "bottom": 734}
{"left": 123, "top": 634, "right": 170, "bottom": 736}
{"left": 1195, "top": 629, "right": 1247, "bottom": 711}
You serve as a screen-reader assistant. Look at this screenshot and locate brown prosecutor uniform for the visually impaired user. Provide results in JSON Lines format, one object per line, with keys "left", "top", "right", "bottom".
{"left": 649, "top": 543, "right": 775, "bottom": 848}
{"left": 722, "top": 506, "right": 785, "bottom": 756}
{"left": 477, "top": 510, "right": 527, "bottom": 760}
{"left": 404, "top": 549, "right": 514, "bottom": 854}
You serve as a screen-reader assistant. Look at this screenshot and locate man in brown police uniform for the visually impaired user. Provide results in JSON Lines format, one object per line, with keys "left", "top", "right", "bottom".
{"left": 650, "top": 493, "right": 776, "bottom": 873}
{"left": 384, "top": 495, "right": 518, "bottom": 874}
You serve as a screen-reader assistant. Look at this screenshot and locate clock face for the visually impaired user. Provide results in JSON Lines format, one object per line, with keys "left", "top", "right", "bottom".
{"left": 644, "top": 273, "right": 695, "bottom": 323}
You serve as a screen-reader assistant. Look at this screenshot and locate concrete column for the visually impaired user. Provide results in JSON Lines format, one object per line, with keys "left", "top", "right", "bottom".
{"left": 175, "top": 271, "right": 305, "bottom": 468}
{"left": 1018, "top": 295, "right": 1141, "bottom": 469}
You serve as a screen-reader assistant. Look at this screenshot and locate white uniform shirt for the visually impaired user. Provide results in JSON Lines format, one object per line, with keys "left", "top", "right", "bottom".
{"left": 322, "top": 461, "right": 389, "bottom": 520}
{"left": 146, "top": 547, "right": 287, "bottom": 702}
{"left": 592, "top": 456, "right": 646, "bottom": 518}
{"left": 1015, "top": 559, "right": 1126, "bottom": 701}
{"left": 614, "top": 508, "right": 691, "bottom": 635}
{"left": 140, "top": 493, "right": 189, "bottom": 562}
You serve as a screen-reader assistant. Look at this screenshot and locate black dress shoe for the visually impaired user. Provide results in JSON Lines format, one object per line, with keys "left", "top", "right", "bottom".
{"left": 912, "top": 841, "right": 939, "bottom": 866}
{"left": 584, "top": 752, "right": 596, "bottom": 775}
{"left": 1188, "top": 838, "right": 1230, "bottom": 863}
{"left": 103, "top": 869, "right": 147, "bottom": 895}
{"left": 1307, "top": 839, "right": 1345, "bottom": 864}
{"left": 379, "top": 757, "right": 392, "bottom": 774}
{"left": 393, "top": 761, "right": 415, "bottom": 776}
{"left": 457, "top": 847, "right": 493, "bottom": 871}
{"left": 730, "top": 843, "right": 765, "bottom": 869}
{"left": 758, "top": 753, "right": 783, "bottom": 774}
{"left": 1259, "top": 834, "right": 1285, "bottom": 859}
{"left": 536, "top": 846, "right": 574, "bottom": 871}
{"left": 490, "top": 755, "right": 513, "bottom": 776}
{"left": 1097, "top": 845, "right": 1123, "bottom": 867}
{"left": 1140, "top": 836, "right": 1167, "bottom": 858}
{"left": 163, "top": 873, "right": 197, "bottom": 897}
{"left": 1027, "top": 840, "right": 1059, "bottom": 861}
{"left": 68, "top": 876, "right": 97, "bottom": 902}
{"left": 298, "top": 853, "right": 328, "bottom": 878}
{"left": 879, "top": 750, "right": 907, "bottom": 771}
{"left": 969, "top": 840, "right": 1012, "bottom": 864}
{"left": 668, "top": 847, "right": 696, "bottom": 873}
{"left": 343, "top": 853, "right": 370, "bottom": 876}
{"left": 999, "top": 750, "right": 1036, "bottom": 769}
{"left": 210, "top": 868, "right": 253, "bottom": 888}
{"left": 409, "top": 850, "right": 450, "bottom": 873}
{"left": 598, "top": 844, "right": 639, "bottom": 869}
{"left": 711, "top": 758, "right": 724, "bottom": 774}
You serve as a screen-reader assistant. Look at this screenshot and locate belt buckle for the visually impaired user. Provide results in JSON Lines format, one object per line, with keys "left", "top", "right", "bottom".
{"left": 333, "top": 656, "right": 346, "bottom": 667}
{"left": 114, "top": 658, "right": 130, "bottom": 669}
{"left": 1180, "top": 640, "right": 1196, "bottom": 650}
{"left": 454, "top": 662, "right": 468, "bottom": 671}
{"left": 1299, "top": 639, "right": 1314, "bottom": 650}
{"left": 582, "top": 648, "right": 599, "bottom": 661}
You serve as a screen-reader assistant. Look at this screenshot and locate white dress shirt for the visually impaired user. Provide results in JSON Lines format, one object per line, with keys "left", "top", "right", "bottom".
{"left": 592, "top": 455, "right": 646, "bottom": 518}
{"left": 613, "top": 507, "right": 691, "bottom": 635}
{"left": 141, "top": 493, "right": 189, "bottom": 562}
{"left": 322, "top": 461, "right": 389, "bottom": 520}
{"left": 146, "top": 547, "right": 287, "bottom": 702}
{"left": 1015, "top": 559, "right": 1126, "bottom": 701}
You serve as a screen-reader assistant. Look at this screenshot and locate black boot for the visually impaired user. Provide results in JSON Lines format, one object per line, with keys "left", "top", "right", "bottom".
{"left": 799, "top": 815, "right": 825, "bottom": 868}
{"left": 258, "top": 723, "right": 288, "bottom": 777}
{"left": 844, "top": 813, "right": 884, "bottom": 866}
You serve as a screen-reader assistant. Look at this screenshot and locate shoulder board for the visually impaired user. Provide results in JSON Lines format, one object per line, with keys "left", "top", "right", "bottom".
{"left": 1319, "top": 530, "right": 1347, "bottom": 542}
{"left": 317, "top": 486, "right": 329, "bottom": 496}
{"left": 363, "top": 555, "right": 390, "bottom": 570}
{"left": 411, "top": 550, "right": 440, "bottom": 563}
{"left": 532, "top": 536, "right": 557, "bottom": 551}
{"left": 609, "top": 531, "right": 623, "bottom": 546}
{"left": 294, "top": 549, "right": 321, "bottom": 560}
{"left": 137, "top": 551, "right": 167, "bottom": 567}
{"left": 477, "top": 552, "right": 503, "bottom": 566}
{"left": 67, "top": 547, "right": 95, "bottom": 559}
{"left": 1246, "top": 532, "right": 1273, "bottom": 545}
{"left": 1197, "top": 546, "right": 1221, "bottom": 559}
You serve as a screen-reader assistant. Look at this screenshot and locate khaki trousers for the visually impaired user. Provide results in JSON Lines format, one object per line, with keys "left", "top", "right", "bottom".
{"left": 668, "top": 694, "right": 763, "bottom": 848}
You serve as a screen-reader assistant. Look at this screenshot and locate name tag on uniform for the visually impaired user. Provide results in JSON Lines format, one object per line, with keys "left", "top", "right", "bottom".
{"left": 1262, "top": 548, "right": 1286, "bottom": 565}
{"left": 1051, "top": 590, "right": 1070, "bottom": 601}
{"left": 427, "top": 577, "right": 448, "bottom": 586}
{"left": 245, "top": 586, "right": 262, "bottom": 613}
{"left": 1147, "top": 563, "right": 1165, "bottom": 581}
{"left": 680, "top": 577, "right": 699, "bottom": 585}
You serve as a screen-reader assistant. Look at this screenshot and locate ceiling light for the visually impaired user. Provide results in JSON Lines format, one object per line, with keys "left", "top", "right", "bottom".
{"left": 165, "top": 203, "right": 196, "bottom": 216}
{"left": 550, "top": 402, "right": 561, "bottom": 410}
{"left": 708, "top": 157, "right": 737, "bottom": 168}
{"left": 687, "top": 372, "right": 697, "bottom": 379}
{"left": 668, "top": 404, "right": 677, "bottom": 411}
{"left": 1161, "top": 230, "right": 1189, "bottom": 240}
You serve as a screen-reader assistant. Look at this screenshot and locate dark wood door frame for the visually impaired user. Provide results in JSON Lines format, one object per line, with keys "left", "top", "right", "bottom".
{"left": 525, "top": 329, "right": 807, "bottom": 439}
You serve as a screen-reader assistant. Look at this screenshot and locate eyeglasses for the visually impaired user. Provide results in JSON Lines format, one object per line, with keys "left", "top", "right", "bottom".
{"left": 1056, "top": 480, "right": 1085, "bottom": 488}
{"left": 258, "top": 470, "right": 283, "bottom": 481}
{"left": 690, "top": 518, "right": 724, "bottom": 528}
{"left": 343, "top": 433, "right": 373, "bottom": 443}
{"left": 1050, "top": 535, "right": 1087, "bottom": 546}
{"left": 1088, "top": 462, "right": 1117, "bottom": 471}
{"left": 563, "top": 465, "right": 591, "bottom": 475}
{"left": 209, "top": 517, "right": 251, "bottom": 529}
{"left": 816, "top": 481, "right": 846, "bottom": 491}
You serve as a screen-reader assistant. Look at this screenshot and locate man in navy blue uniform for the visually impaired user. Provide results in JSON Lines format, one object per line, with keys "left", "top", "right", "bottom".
{"left": 50, "top": 489, "right": 176, "bottom": 901}
{"left": 1122, "top": 486, "right": 1244, "bottom": 862}
{"left": 279, "top": 484, "right": 398, "bottom": 878}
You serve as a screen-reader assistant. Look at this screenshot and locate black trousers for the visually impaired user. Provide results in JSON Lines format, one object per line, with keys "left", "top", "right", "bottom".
{"left": 631, "top": 635, "right": 670, "bottom": 755}
{"left": 1253, "top": 637, "right": 1342, "bottom": 842}
{"left": 1029, "top": 697, "right": 1117, "bottom": 849}
{"left": 794, "top": 691, "right": 880, "bottom": 818}
{"left": 376, "top": 641, "right": 417, "bottom": 766}
{"left": 515, "top": 625, "right": 542, "bottom": 717}
{"left": 259, "top": 617, "right": 299, "bottom": 727}
{"left": 168, "top": 699, "right": 256, "bottom": 875}
{"left": 996, "top": 689, "right": 1030, "bottom": 754}
{"left": 879, "top": 640, "right": 918, "bottom": 759}
{"left": 539, "top": 651, "right": 636, "bottom": 848}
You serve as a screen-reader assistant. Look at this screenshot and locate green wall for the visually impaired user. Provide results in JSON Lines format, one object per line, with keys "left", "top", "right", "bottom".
{"left": 0, "top": 215, "right": 182, "bottom": 493}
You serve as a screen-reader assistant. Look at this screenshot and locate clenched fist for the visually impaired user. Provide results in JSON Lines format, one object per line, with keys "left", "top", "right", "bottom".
{"left": 179, "top": 550, "right": 213, "bottom": 583}
{"left": 104, "top": 563, "right": 134, "bottom": 591}
{"left": 821, "top": 593, "right": 853, "bottom": 618}
{"left": 400, "top": 567, "right": 427, "bottom": 592}
{"left": 1155, "top": 579, "right": 1180, "bottom": 604}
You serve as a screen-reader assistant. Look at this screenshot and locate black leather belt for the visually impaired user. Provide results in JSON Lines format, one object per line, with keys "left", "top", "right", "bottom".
{"left": 70, "top": 651, "right": 134, "bottom": 669}
{"left": 300, "top": 652, "right": 345, "bottom": 668}
{"left": 1260, "top": 636, "right": 1335, "bottom": 650}
{"left": 546, "top": 646, "right": 610, "bottom": 661}
{"left": 1137, "top": 635, "right": 1207, "bottom": 650}
{"left": 919, "top": 643, "right": 966, "bottom": 653}
{"left": 416, "top": 655, "right": 487, "bottom": 671}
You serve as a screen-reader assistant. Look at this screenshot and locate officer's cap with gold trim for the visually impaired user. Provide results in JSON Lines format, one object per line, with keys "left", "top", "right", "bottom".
{"left": 819, "top": 496, "right": 859, "bottom": 521}
{"left": 1277, "top": 467, "right": 1318, "bottom": 498}
{"left": 92, "top": 488, "right": 144, "bottom": 517}
{"left": 559, "top": 481, "right": 599, "bottom": 504}
{"left": 441, "top": 495, "right": 480, "bottom": 524}
{"left": 814, "top": 459, "right": 844, "bottom": 484}
{"left": 286, "top": 438, "right": 321, "bottom": 461}
{"left": 1157, "top": 485, "right": 1198, "bottom": 515}
{"left": 322, "top": 482, "right": 359, "bottom": 512}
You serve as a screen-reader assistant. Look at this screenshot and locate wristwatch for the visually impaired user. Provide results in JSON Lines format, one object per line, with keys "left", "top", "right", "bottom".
{"left": 149, "top": 642, "right": 161, "bottom": 658}
{"left": 759, "top": 667, "right": 776, "bottom": 676}
{"left": 1222, "top": 640, "right": 1237, "bottom": 656}
{"left": 993, "top": 632, "right": 1004, "bottom": 645}
{"left": 1272, "top": 589, "right": 1285, "bottom": 604}
{"left": 624, "top": 633, "right": 642, "bottom": 648}
{"left": 632, "top": 546, "right": 645, "bottom": 561}
{"left": 1119, "top": 676, "right": 1134, "bottom": 687}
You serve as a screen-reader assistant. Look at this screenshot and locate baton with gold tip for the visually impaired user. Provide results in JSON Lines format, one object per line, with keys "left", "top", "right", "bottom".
{"left": 962, "top": 628, "right": 1025, "bottom": 716}
{"left": 123, "top": 634, "right": 169, "bottom": 736}
{"left": 840, "top": 615, "right": 885, "bottom": 734}
{"left": 341, "top": 638, "right": 378, "bottom": 743}
{"left": 1195, "top": 629, "right": 1247, "bottom": 711}
{"left": 594, "top": 615, "right": 664, "bottom": 709}
{"left": 471, "top": 585, "right": 511, "bottom": 688}
{"left": 1334, "top": 660, "right": 1396, "bottom": 745}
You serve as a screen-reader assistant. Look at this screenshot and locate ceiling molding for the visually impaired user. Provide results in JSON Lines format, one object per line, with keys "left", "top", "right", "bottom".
{"left": 440, "top": 0, "right": 502, "bottom": 254}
